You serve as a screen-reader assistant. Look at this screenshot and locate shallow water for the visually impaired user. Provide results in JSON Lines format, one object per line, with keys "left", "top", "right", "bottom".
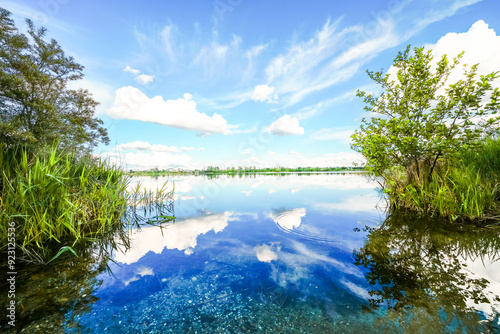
{"left": 2, "top": 173, "right": 500, "bottom": 333}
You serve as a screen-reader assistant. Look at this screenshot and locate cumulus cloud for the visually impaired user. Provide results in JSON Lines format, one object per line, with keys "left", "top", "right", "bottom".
{"left": 108, "top": 86, "right": 235, "bottom": 135}
{"left": 266, "top": 115, "right": 304, "bottom": 135}
{"left": 252, "top": 84, "right": 278, "bottom": 102}
{"left": 135, "top": 74, "right": 155, "bottom": 84}
{"left": 426, "top": 20, "right": 500, "bottom": 89}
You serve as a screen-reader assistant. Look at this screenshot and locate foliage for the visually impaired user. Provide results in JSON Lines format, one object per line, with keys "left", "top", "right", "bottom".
{"left": 384, "top": 138, "right": 500, "bottom": 220}
{"left": 0, "top": 144, "right": 174, "bottom": 263}
{"left": 351, "top": 45, "right": 500, "bottom": 183}
{"left": 354, "top": 213, "right": 500, "bottom": 333}
{"left": 0, "top": 7, "right": 109, "bottom": 152}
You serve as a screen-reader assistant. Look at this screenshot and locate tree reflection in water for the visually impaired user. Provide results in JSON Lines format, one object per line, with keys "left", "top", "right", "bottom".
{"left": 0, "top": 197, "right": 175, "bottom": 334}
{"left": 354, "top": 213, "right": 500, "bottom": 333}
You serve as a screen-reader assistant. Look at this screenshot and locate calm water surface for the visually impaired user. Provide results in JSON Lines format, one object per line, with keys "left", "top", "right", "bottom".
{"left": 2, "top": 173, "right": 500, "bottom": 333}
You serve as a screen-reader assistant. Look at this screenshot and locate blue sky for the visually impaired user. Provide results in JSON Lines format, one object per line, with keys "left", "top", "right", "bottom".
{"left": 4, "top": 0, "right": 500, "bottom": 170}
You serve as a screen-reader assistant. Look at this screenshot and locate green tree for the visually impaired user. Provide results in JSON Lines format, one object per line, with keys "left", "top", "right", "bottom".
{"left": 0, "top": 8, "right": 109, "bottom": 151}
{"left": 351, "top": 45, "right": 500, "bottom": 183}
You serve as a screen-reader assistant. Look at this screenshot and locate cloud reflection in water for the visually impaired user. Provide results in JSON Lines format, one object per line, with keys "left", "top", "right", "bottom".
{"left": 115, "top": 211, "right": 235, "bottom": 264}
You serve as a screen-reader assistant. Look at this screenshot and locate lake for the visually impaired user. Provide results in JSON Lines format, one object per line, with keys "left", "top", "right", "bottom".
{"left": 2, "top": 173, "right": 500, "bottom": 333}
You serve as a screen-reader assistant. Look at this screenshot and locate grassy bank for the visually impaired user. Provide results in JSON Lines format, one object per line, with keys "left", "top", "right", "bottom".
{"left": 384, "top": 138, "right": 500, "bottom": 221}
{"left": 0, "top": 144, "right": 174, "bottom": 263}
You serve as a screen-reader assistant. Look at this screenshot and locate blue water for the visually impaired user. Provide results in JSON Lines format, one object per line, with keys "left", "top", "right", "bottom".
{"left": 76, "top": 173, "right": 388, "bottom": 333}
{"left": 4, "top": 173, "right": 500, "bottom": 333}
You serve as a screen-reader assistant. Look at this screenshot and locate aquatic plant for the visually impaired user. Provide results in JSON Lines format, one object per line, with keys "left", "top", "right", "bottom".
{"left": 384, "top": 138, "right": 500, "bottom": 221}
{"left": 0, "top": 144, "right": 174, "bottom": 263}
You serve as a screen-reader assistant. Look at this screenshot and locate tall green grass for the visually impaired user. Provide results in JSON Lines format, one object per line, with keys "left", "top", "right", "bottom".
{"left": 0, "top": 144, "right": 174, "bottom": 263}
{"left": 384, "top": 138, "right": 500, "bottom": 221}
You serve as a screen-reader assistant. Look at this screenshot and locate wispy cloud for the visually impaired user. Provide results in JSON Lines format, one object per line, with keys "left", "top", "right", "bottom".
{"left": 309, "top": 127, "right": 354, "bottom": 143}
{"left": 263, "top": 0, "right": 483, "bottom": 107}
{"left": 115, "top": 141, "right": 197, "bottom": 153}
{"left": 1, "top": 0, "right": 76, "bottom": 33}
{"left": 123, "top": 66, "right": 155, "bottom": 84}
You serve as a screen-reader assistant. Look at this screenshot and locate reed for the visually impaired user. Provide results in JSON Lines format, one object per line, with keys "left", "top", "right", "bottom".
{"left": 0, "top": 144, "right": 174, "bottom": 263}
{"left": 383, "top": 138, "right": 500, "bottom": 221}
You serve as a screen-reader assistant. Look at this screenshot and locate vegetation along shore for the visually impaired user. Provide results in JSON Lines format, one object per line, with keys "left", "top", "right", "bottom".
{"left": 351, "top": 45, "right": 500, "bottom": 222}
{"left": 0, "top": 9, "right": 173, "bottom": 264}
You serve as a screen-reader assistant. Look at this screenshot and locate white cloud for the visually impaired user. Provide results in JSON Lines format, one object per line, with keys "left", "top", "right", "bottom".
{"left": 252, "top": 84, "right": 278, "bottom": 102}
{"left": 240, "top": 149, "right": 252, "bottom": 155}
{"left": 263, "top": 1, "right": 482, "bottom": 106}
{"left": 426, "top": 20, "right": 500, "bottom": 89}
{"left": 108, "top": 86, "right": 234, "bottom": 135}
{"left": 310, "top": 127, "right": 354, "bottom": 143}
{"left": 115, "top": 141, "right": 182, "bottom": 153}
{"left": 292, "top": 91, "right": 358, "bottom": 120}
{"left": 198, "top": 151, "right": 366, "bottom": 170}
{"left": 240, "top": 190, "right": 252, "bottom": 196}
{"left": 135, "top": 74, "right": 155, "bottom": 84}
{"left": 124, "top": 66, "right": 155, "bottom": 85}
{"left": 181, "top": 146, "right": 195, "bottom": 152}
{"left": 288, "top": 150, "right": 300, "bottom": 156}
{"left": 1, "top": 0, "right": 76, "bottom": 33}
{"left": 123, "top": 66, "right": 140, "bottom": 75}
{"left": 266, "top": 115, "right": 304, "bottom": 136}
{"left": 161, "top": 25, "right": 177, "bottom": 63}
{"left": 198, "top": 147, "right": 205, "bottom": 151}
{"left": 246, "top": 44, "right": 267, "bottom": 59}
{"left": 267, "top": 151, "right": 276, "bottom": 155}
{"left": 120, "top": 151, "right": 194, "bottom": 170}
{"left": 191, "top": 41, "right": 230, "bottom": 76}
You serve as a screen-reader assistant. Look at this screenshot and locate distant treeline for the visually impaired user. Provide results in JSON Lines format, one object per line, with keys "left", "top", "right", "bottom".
{"left": 127, "top": 166, "right": 366, "bottom": 176}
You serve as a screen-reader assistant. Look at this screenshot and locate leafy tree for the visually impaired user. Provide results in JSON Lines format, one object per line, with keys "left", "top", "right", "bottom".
{"left": 0, "top": 8, "right": 109, "bottom": 152}
{"left": 351, "top": 45, "right": 500, "bottom": 182}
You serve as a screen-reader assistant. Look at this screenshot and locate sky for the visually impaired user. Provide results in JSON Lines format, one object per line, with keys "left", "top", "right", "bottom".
{"left": 3, "top": 0, "right": 500, "bottom": 170}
